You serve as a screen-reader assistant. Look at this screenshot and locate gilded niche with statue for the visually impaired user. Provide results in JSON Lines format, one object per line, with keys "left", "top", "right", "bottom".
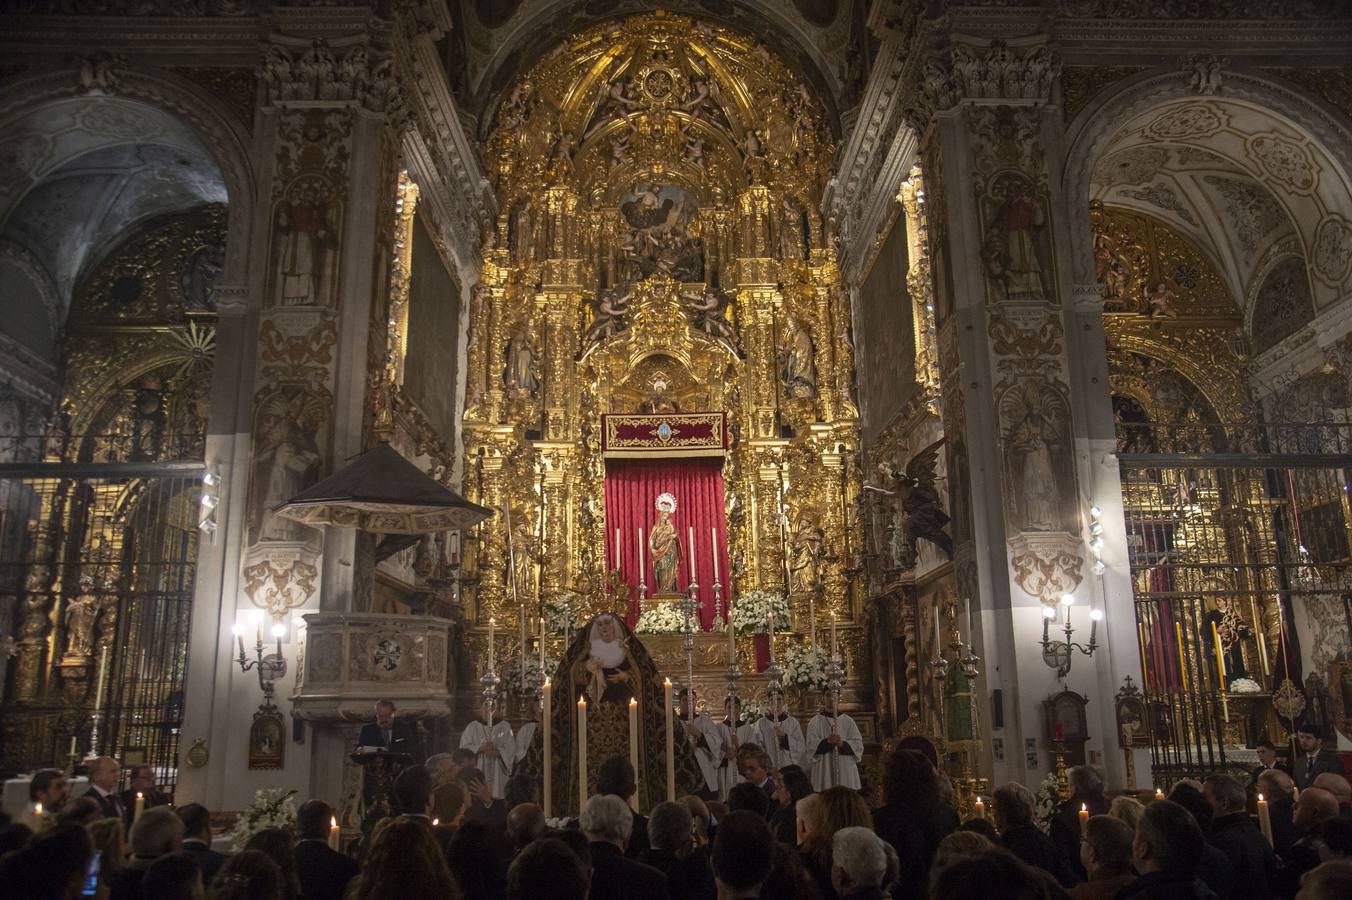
{"left": 459, "top": 13, "right": 864, "bottom": 696}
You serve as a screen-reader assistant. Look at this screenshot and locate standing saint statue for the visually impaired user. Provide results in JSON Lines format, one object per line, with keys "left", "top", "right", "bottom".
{"left": 504, "top": 331, "right": 538, "bottom": 398}
{"left": 780, "top": 319, "right": 817, "bottom": 398}
{"left": 648, "top": 492, "right": 682, "bottom": 594}
{"left": 63, "top": 575, "right": 100, "bottom": 659}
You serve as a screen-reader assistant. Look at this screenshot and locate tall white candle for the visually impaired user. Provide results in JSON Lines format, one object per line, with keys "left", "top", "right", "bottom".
{"left": 711, "top": 528, "right": 719, "bottom": 582}
{"left": 615, "top": 528, "right": 621, "bottom": 571}
{"left": 831, "top": 615, "right": 838, "bottom": 660}
{"left": 543, "top": 678, "right": 553, "bottom": 817}
{"left": 638, "top": 528, "right": 645, "bottom": 582}
{"left": 688, "top": 527, "right": 696, "bottom": 581}
{"left": 93, "top": 648, "right": 109, "bottom": 713}
{"left": 519, "top": 605, "right": 527, "bottom": 683}
{"left": 628, "top": 698, "right": 640, "bottom": 787}
{"left": 767, "top": 612, "right": 775, "bottom": 667}
{"left": 933, "top": 612, "right": 941, "bottom": 654}
{"left": 664, "top": 678, "right": 675, "bottom": 801}
{"left": 577, "top": 697, "right": 588, "bottom": 810}
{"left": 727, "top": 614, "right": 736, "bottom": 665}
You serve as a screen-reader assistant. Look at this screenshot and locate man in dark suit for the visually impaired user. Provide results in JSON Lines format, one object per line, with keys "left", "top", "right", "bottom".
{"left": 84, "top": 756, "right": 124, "bottom": 822}
{"left": 1250, "top": 740, "right": 1290, "bottom": 789}
{"left": 294, "top": 799, "right": 359, "bottom": 900}
{"left": 735, "top": 743, "right": 780, "bottom": 819}
{"left": 1050, "top": 765, "right": 1108, "bottom": 884}
{"left": 639, "top": 800, "right": 716, "bottom": 900}
{"left": 1293, "top": 724, "right": 1346, "bottom": 790}
{"left": 597, "top": 755, "right": 650, "bottom": 859}
{"left": 1204, "top": 774, "right": 1277, "bottom": 900}
{"left": 581, "top": 794, "right": 669, "bottom": 900}
{"left": 177, "top": 803, "right": 227, "bottom": 886}
{"left": 356, "top": 699, "right": 422, "bottom": 760}
{"left": 120, "top": 765, "right": 171, "bottom": 828}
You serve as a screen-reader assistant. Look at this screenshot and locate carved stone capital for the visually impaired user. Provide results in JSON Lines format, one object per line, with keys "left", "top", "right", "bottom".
{"left": 924, "top": 36, "right": 1061, "bottom": 110}
{"left": 258, "top": 37, "right": 406, "bottom": 120}
{"left": 1008, "top": 532, "right": 1084, "bottom": 605}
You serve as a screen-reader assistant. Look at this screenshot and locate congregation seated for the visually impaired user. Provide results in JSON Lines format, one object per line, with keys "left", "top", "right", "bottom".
{"left": 12, "top": 750, "right": 1352, "bottom": 900}
{"left": 177, "top": 803, "right": 227, "bottom": 887}
{"left": 108, "top": 806, "right": 185, "bottom": 900}
{"left": 994, "top": 781, "right": 1075, "bottom": 887}
{"left": 638, "top": 800, "right": 716, "bottom": 900}
{"left": 1204, "top": 774, "right": 1277, "bottom": 900}
{"left": 294, "top": 799, "right": 358, "bottom": 900}
{"left": 580, "top": 793, "right": 670, "bottom": 900}
{"left": 596, "top": 755, "right": 650, "bottom": 858}
{"left": 1119, "top": 799, "right": 1216, "bottom": 900}
{"left": 1068, "top": 815, "right": 1136, "bottom": 900}
{"left": 141, "top": 851, "right": 204, "bottom": 900}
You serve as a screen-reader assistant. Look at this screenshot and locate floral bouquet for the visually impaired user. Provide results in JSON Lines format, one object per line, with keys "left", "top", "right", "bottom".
{"left": 543, "top": 594, "right": 579, "bottom": 635}
{"left": 231, "top": 787, "right": 298, "bottom": 851}
{"left": 729, "top": 589, "right": 791, "bottom": 635}
{"left": 500, "top": 654, "right": 558, "bottom": 697}
{"left": 781, "top": 641, "right": 836, "bottom": 692}
{"left": 1034, "top": 771, "right": 1062, "bottom": 834}
{"left": 634, "top": 603, "right": 687, "bottom": 634}
{"left": 736, "top": 696, "right": 770, "bottom": 723}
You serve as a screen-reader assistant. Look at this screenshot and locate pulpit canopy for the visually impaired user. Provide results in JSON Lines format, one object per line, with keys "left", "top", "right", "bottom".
{"left": 274, "top": 444, "right": 493, "bottom": 533}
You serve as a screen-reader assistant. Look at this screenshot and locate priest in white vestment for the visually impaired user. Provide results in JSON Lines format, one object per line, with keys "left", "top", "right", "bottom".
{"left": 716, "top": 696, "right": 756, "bottom": 800}
{"left": 752, "top": 694, "right": 805, "bottom": 772}
{"left": 677, "top": 688, "right": 724, "bottom": 794}
{"left": 513, "top": 719, "right": 537, "bottom": 775}
{"left": 804, "top": 691, "right": 863, "bottom": 791}
{"left": 458, "top": 699, "right": 516, "bottom": 799}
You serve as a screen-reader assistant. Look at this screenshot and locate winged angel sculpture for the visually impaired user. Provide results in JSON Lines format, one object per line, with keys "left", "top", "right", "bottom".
{"left": 862, "top": 439, "right": 954, "bottom": 570}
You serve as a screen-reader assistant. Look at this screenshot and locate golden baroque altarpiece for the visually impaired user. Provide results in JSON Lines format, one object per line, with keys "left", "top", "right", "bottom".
{"left": 455, "top": 14, "right": 867, "bottom": 703}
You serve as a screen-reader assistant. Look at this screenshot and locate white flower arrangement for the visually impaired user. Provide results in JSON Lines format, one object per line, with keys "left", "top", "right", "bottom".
{"left": 1034, "top": 771, "right": 1061, "bottom": 834}
{"left": 634, "top": 603, "right": 687, "bottom": 634}
{"left": 729, "top": 589, "right": 791, "bottom": 635}
{"left": 231, "top": 787, "right": 298, "bottom": 851}
{"left": 781, "top": 641, "right": 836, "bottom": 692}
{"left": 500, "top": 654, "right": 558, "bottom": 697}
{"left": 1229, "top": 676, "right": 1262, "bottom": 694}
{"left": 736, "top": 697, "right": 770, "bottom": 723}
{"left": 543, "top": 594, "right": 579, "bottom": 634}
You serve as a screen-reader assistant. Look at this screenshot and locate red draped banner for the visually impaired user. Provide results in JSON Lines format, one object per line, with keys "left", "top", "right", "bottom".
{"left": 603, "top": 457, "right": 730, "bottom": 630}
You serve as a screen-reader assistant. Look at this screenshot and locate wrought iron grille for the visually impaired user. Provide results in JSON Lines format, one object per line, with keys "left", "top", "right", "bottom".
{"left": 0, "top": 435, "right": 204, "bottom": 795}
{"left": 1119, "top": 420, "right": 1352, "bottom": 783}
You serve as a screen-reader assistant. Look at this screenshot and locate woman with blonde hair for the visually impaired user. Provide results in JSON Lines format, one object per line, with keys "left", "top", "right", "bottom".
{"left": 801, "top": 785, "right": 873, "bottom": 899}
{"left": 86, "top": 816, "right": 127, "bottom": 889}
{"left": 351, "top": 817, "right": 461, "bottom": 900}
{"left": 1108, "top": 795, "right": 1145, "bottom": 831}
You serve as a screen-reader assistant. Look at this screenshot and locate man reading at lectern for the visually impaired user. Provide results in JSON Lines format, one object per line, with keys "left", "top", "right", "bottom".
{"left": 357, "top": 699, "right": 420, "bottom": 758}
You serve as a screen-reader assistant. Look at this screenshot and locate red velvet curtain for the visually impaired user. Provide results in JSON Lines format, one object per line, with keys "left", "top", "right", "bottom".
{"left": 603, "top": 457, "right": 730, "bottom": 630}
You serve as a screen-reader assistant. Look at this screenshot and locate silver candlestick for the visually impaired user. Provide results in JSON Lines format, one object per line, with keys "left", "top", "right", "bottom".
{"left": 681, "top": 585, "right": 698, "bottom": 721}
{"left": 711, "top": 576, "right": 725, "bottom": 630}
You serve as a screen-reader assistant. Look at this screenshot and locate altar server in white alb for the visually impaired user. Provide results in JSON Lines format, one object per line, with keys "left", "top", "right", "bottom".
{"left": 804, "top": 690, "right": 863, "bottom": 791}
{"left": 752, "top": 690, "right": 805, "bottom": 772}
{"left": 716, "top": 695, "right": 757, "bottom": 800}
{"left": 458, "top": 696, "right": 516, "bottom": 799}
{"left": 677, "top": 688, "right": 725, "bottom": 794}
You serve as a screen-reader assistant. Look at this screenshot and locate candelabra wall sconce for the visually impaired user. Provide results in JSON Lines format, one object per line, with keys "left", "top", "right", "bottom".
{"left": 1040, "top": 594, "right": 1101, "bottom": 678}
{"left": 230, "top": 610, "right": 288, "bottom": 709}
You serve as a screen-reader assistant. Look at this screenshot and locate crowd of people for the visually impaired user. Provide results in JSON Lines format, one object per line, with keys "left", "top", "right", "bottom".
{"left": 3, "top": 742, "right": 1352, "bottom": 900}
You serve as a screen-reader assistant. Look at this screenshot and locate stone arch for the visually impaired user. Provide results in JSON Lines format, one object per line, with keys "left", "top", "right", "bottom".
{"left": 0, "top": 65, "right": 257, "bottom": 307}
{"left": 1062, "top": 67, "right": 1352, "bottom": 312}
